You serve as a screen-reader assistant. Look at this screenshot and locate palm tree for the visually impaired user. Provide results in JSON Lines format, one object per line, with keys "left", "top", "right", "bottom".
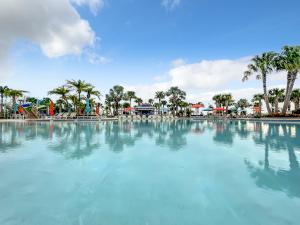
{"left": 67, "top": 95, "right": 79, "bottom": 112}
{"left": 155, "top": 91, "right": 165, "bottom": 105}
{"left": 66, "top": 79, "right": 92, "bottom": 112}
{"left": 252, "top": 94, "right": 264, "bottom": 116}
{"left": 107, "top": 85, "right": 125, "bottom": 116}
{"left": 161, "top": 100, "right": 167, "bottom": 108}
{"left": 237, "top": 98, "right": 250, "bottom": 115}
{"left": 243, "top": 52, "right": 278, "bottom": 114}
{"left": 48, "top": 86, "right": 70, "bottom": 110}
{"left": 86, "top": 87, "right": 101, "bottom": 100}
{"left": 274, "top": 46, "right": 300, "bottom": 114}
{"left": 291, "top": 89, "right": 300, "bottom": 110}
{"left": 166, "top": 86, "right": 186, "bottom": 116}
{"left": 222, "top": 93, "right": 233, "bottom": 113}
{"left": 212, "top": 94, "right": 224, "bottom": 107}
{"left": 124, "top": 91, "right": 136, "bottom": 107}
{"left": 135, "top": 97, "right": 143, "bottom": 106}
{"left": 148, "top": 98, "right": 154, "bottom": 105}
{"left": 7, "top": 89, "right": 28, "bottom": 114}
{"left": 268, "top": 88, "right": 285, "bottom": 113}
{"left": 0, "top": 86, "right": 9, "bottom": 113}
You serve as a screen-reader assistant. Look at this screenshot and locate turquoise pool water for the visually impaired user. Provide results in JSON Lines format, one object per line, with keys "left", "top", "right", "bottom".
{"left": 0, "top": 120, "right": 299, "bottom": 225}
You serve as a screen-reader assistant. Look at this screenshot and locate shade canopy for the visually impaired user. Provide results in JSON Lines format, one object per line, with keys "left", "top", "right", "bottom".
{"left": 191, "top": 104, "right": 204, "bottom": 109}
{"left": 202, "top": 108, "right": 213, "bottom": 111}
{"left": 124, "top": 107, "right": 135, "bottom": 112}
{"left": 214, "top": 107, "right": 225, "bottom": 111}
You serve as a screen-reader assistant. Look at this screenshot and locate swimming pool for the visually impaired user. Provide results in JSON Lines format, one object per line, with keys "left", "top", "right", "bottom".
{"left": 0, "top": 120, "right": 299, "bottom": 225}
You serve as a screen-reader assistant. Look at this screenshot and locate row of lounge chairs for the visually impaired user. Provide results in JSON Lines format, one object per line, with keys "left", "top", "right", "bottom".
{"left": 40, "top": 112, "right": 100, "bottom": 121}
{"left": 119, "top": 114, "right": 177, "bottom": 121}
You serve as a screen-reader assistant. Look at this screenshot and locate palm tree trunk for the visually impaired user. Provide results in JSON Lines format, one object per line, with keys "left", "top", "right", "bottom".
{"left": 0, "top": 94, "right": 3, "bottom": 113}
{"left": 78, "top": 92, "right": 81, "bottom": 114}
{"left": 259, "top": 100, "right": 262, "bottom": 117}
{"left": 275, "top": 98, "right": 279, "bottom": 113}
{"left": 282, "top": 72, "right": 297, "bottom": 114}
{"left": 262, "top": 76, "right": 272, "bottom": 114}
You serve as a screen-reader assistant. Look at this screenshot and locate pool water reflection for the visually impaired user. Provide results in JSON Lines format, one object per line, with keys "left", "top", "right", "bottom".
{"left": 0, "top": 120, "right": 299, "bottom": 225}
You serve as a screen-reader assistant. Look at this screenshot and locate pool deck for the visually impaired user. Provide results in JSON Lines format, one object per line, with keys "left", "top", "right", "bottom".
{"left": 1, "top": 117, "right": 300, "bottom": 123}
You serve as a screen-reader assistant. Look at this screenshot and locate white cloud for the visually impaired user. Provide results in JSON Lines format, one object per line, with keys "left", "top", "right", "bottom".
{"left": 0, "top": 0, "right": 102, "bottom": 79}
{"left": 87, "top": 52, "right": 111, "bottom": 64}
{"left": 171, "top": 58, "right": 186, "bottom": 67}
{"left": 161, "top": 0, "right": 181, "bottom": 10}
{"left": 125, "top": 57, "right": 291, "bottom": 106}
{"left": 71, "top": 0, "right": 104, "bottom": 15}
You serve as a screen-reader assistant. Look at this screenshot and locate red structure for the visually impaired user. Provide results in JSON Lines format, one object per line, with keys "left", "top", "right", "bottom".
{"left": 49, "top": 101, "right": 55, "bottom": 116}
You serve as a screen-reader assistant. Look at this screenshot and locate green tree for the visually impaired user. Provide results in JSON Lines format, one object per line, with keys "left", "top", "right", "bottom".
{"left": 243, "top": 52, "right": 278, "bottom": 114}
{"left": 48, "top": 86, "right": 70, "bottom": 110}
{"left": 7, "top": 89, "right": 28, "bottom": 114}
{"left": 135, "top": 97, "right": 143, "bottom": 106}
{"left": 269, "top": 88, "right": 285, "bottom": 113}
{"left": 291, "top": 89, "right": 300, "bottom": 110}
{"left": 222, "top": 93, "right": 234, "bottom": 113}
{"left": 252, "top": 94, "right": 264, "bottom": 116}
{"left": 0, "top": 86, "right": 9, "bottom": 113}
{"left": 155, "top": 91, "right": 165, "bottom": 105}
{"left": 107, "top": 85, "right": 125, "bottom": 116}
{"left": 166, "top": 86, "right": 186, "bottom": 115}
{"left": 148, "top": 98, "right": 154, "bottom": 105}
{"left": 212, "top": 94, "right": 224, "bottom": 107}
{"left": 124, "top": 91, "right": 136, "bottom": 107}
{"left": 274, "top": 46, "right": 300, "bottom": 114}
{"left": 237, "top": 98, "right": 250, "bottom": 114}
{"left": 66, "top": 79, "right": 92, "bottom": 112}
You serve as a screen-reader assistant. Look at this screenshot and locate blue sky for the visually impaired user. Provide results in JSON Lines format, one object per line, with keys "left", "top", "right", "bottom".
{"left": 1, "top": 0, "right": 300, "bottom": 104}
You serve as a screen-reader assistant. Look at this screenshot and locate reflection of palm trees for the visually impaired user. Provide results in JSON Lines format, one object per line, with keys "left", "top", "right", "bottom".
{"left": 246, "top": 123, "right": 300, "bottom": 198}
{"left": 104, "top": 122, "right": 137, "bottom": 152}
{"left": 0, "top": 122, "right": 22, "bottom": 152}
{"left": 213, "top": 121, "right": 235, "bottom": 145}
{"left": 48, "top": 123, "right": 102, "bottom": 159}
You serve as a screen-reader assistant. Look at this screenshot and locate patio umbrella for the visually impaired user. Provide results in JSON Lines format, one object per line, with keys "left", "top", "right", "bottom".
{"left": 85, "top": 98, "right": 91, "bottom": 115}
{"left": 49, "top": 101, "right": 54, "bottom": 116}
{"left": 202, "top": 108, "right": 213, "bottom": 111}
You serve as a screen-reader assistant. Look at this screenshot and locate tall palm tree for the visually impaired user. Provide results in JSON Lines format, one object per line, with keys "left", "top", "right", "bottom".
{"left": 107, "top": 85, "right": 125, "bottom": 116}
{"left": 155, "top": 91, "right": 165, "bottom": 106}
{"left": 48, "top": 86, "right": 70, "bottom": 110}
{"left": 291, "top": 89, "right": 300, "bottom": 110}
{"left": 135, "top": 97, "right": 143, "bottom": 106}
{"left": 269, "top": 88, "right": 285, "bottom": 113}
{"left": 252, "top": 94, "right": 264, "bottom": 116}
{"left": 0, "top": 86, "right": 9, "bottom": 113}
{"left": 66, "top": 79, "right": 92, "bottom": 112}
{"left": 166, "top": 86, "right": 186, "bottom": 115}
{"left": 243, "top": 52, "right": 278, "bottom": 114}
{"left": 274, "top": 46, "right": 300, "bottom": 114}
{"left": 124, "top": 91, "right": 136, "bottom": 107}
